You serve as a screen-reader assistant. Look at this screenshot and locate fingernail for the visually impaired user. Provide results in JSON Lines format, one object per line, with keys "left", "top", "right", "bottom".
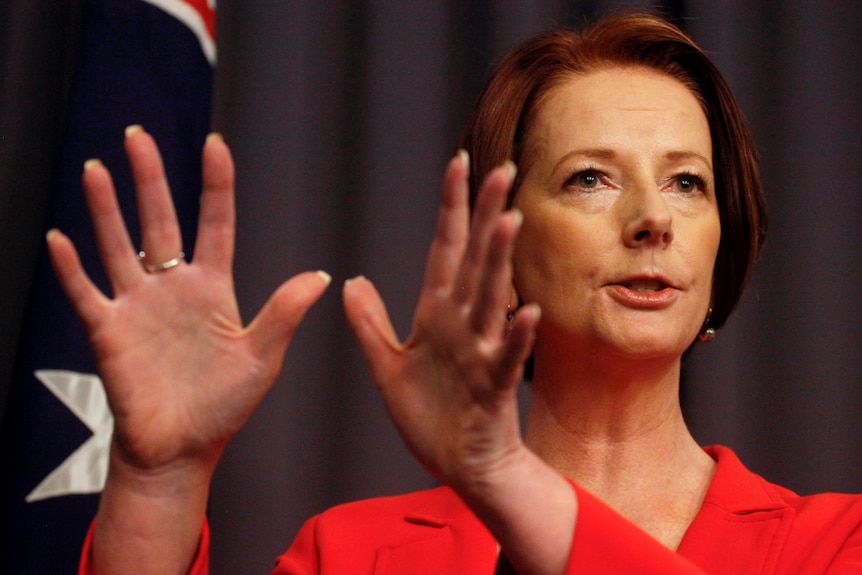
{"left": 511, "top": 208, "right": 523, "bottom": 230}
{"left": 316, "top": 270, "right": 332, "bottom": 285}
{"left": 46, "top": 229, "right": 61, "bottom": 242}
{"left": 344, "top": 275, "right": 366, "bottom": 286}
{"left": 503, "top": 160, "right": 517, "bottom": 180}
{"left": 531, "top": 304, "right": 542, "bottom": 321}
{"left": 206, "top": 132, "right": 224, "bottom": 144}
{"left": 83, "top": 158, "right": 102, "bottom": 172}
{"left": 457, "top": 149, "right": 469, "bottom": 171}
{"left": 124, "top": 124, "right": 144, "bottom": 137}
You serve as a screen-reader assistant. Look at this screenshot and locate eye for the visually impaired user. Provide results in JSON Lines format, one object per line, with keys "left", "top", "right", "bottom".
{"left": 672, "top": 173, "right": 706, "bottom": 194}
{"left": 567, "top": 169, "right": 603, "bottom": 191}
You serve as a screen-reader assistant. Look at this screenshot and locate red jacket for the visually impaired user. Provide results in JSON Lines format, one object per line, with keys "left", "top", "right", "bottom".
{"left": 80, "top": 446, "right": 862, "bottom": 573}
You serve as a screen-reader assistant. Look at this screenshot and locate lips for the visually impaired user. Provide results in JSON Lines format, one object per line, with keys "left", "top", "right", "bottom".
{"left": 608, "top": 276, "right": 678, "bottom": 308}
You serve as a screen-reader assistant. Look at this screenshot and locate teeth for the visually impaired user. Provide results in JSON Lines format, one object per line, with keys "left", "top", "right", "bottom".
{"left": 624, "top": 280, "right": 664, "bottom": 292}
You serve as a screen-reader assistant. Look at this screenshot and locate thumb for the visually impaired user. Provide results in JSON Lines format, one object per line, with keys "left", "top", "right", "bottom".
{"left": 247, "top": 270, "right": 331, "bottom": 364}
{"left": 342, "top": 276, "right": 401, "bottom": 385}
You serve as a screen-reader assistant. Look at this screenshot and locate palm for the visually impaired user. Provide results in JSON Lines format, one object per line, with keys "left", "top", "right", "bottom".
{"left": 88, "top": 266, "right": 249, "bottom": 466}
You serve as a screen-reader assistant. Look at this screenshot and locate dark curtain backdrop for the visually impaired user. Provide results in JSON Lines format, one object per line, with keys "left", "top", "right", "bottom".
{"left": 2, "top": 1, "right": 860, "bottom": 573}
{"left": 0, "top": 0, "right": 86, "bottom": 430}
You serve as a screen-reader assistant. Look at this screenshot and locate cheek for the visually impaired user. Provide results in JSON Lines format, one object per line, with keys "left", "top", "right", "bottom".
{"left": 512, "top": 214, "right": 607, "bottom": 303}
{"left": 681, "top": 216, "right": 721, "bottom": 293}
{"left": 511, "top": 224, "right": 548, "bottom": 302}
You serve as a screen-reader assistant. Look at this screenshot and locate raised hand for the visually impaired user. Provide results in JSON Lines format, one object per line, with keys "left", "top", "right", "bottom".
{"left": 49, "top": 126, "right": 329, "bottom": 574}
{"left": 343, "top": 153, "right": 576, "bottom": 575}
{"left": 342, "top": 151, "right": 540, "bottom": 491}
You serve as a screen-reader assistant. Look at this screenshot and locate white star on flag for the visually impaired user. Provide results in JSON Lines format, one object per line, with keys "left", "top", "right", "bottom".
{"left": 26, "top": 370, "right": 114, "bottom": 502}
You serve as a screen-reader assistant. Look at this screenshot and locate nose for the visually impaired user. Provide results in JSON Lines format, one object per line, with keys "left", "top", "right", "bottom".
{"left": 621, "top": 184, "right": 673, "bottom": 248}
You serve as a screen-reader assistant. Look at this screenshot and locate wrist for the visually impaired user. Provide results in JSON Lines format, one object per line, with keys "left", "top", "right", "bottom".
{"left": 91, "top": 450, "right": 215, "bottom": 575}
{"left": 448, "top": 440, "right": 534, "bottom": 502}
{"left": 451, "top": 445, "right": 577, "bottom": 575}
{"left": 105, "top": 441, "right": 218, "bottom": 501}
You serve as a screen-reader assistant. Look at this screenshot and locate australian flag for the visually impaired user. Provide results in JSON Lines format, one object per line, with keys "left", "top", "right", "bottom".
{"left": 0, "top": 1, "right": 216, "bottom": 572}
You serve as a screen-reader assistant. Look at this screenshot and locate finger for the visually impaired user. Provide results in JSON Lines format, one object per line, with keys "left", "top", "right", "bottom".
{"left": 246, "top": 270, "right": 332, "bottom": 372}
{"left": 470, "top": 209, "right": 522, "bottom": 334}
{"left": 495, "top": 303, "right": 540, "bottom": 391}
{"left": 421, "top": 151, "right": 471, "bottom": 294}
{"left": 193, "top": 133, "right": 235, "bottom": 274}
{"left": 454, "top": 162, "right": 516, "bottom": 305}
{"left": 342, "top": 276, "right": 401, "bottom": 386}
{"left": 46, "top": 229, "right": 110, "bottom": 330}
{"left": 124, "top": 125, "right": 184, "bottom": 266}
{"left": 81, "top": 158, "right": 144, "bottom": 291}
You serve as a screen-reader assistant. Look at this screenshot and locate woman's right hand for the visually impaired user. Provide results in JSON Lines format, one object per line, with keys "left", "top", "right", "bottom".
{"left": 49, "top": 127, "right": 329, "bottom": 574}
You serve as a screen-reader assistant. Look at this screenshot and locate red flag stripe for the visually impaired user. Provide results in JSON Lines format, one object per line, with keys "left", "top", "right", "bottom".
{"left": 139, "top": 0, "right": 217, "bottom": 64}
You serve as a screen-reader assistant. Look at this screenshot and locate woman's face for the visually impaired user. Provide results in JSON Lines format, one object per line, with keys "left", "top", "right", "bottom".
{"left": 512, "top": 66, "right": 720, "bottom": 361}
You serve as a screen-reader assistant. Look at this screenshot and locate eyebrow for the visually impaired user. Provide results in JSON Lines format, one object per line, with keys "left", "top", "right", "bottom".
{"left": 550, "top": 149, "right": 615, "bottom": 177}
{"left": 664, "top": 150, "right": 713, "bottom": 171}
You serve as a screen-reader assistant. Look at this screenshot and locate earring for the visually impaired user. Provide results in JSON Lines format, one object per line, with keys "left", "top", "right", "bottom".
{"left": 698, "top": 308, "right": 716, "bottom": 342}
{"left": 504, "top": 304, "right": 516, "bottom": 335}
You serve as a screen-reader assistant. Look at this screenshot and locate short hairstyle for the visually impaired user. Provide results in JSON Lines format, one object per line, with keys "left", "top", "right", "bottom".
{"left": 459, "top": 12, "right": 767, "bottom": 332}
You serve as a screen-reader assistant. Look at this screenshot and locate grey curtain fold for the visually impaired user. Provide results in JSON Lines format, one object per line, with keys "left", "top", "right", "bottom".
{"left": 0, "top": 0, "right": 86, "bottom": 430}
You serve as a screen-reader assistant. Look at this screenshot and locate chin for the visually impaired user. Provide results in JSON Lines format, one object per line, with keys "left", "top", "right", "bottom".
{"left": 600, "top": 328, "right": 693, "bottom": 362}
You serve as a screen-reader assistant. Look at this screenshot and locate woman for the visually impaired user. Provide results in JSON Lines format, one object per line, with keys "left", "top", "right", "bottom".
{"left": 53, "top": 12, "right": 860, "bottom": 575}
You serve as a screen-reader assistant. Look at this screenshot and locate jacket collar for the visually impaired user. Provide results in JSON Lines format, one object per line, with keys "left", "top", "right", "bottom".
{"left": 678, "top": 445, "right": 794, "bottom": 573}
{"left": 699, "top": 445, "right": 792, "bottom": 514}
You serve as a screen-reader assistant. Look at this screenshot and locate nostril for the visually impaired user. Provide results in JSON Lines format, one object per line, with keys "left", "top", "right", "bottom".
{"left": 634, "top": 230, "right": 651, "bottom": 242}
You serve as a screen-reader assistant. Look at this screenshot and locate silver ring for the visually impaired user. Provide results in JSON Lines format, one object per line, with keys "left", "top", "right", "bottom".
{"left": 137, "top": 250, "right": 185, "bottom": 273}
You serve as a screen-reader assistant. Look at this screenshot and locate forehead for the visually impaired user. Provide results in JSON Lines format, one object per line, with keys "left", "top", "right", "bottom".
{"left": 527, "top": 66, "right": 712, "bottom": 162}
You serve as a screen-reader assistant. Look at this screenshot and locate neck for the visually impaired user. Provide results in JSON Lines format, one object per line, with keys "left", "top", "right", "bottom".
{"left": 526, "top": 345, "right": 688, "bottom": 449}
{"left": 524, "top": 348, "right": 715, "bottom": 548}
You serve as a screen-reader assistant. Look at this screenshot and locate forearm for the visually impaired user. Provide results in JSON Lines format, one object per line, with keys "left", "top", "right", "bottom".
{"left": 88, "top": 450, "right": 215, "bottom": 575}
{"left": 454, "top": 446, "right": 576, "bottom": 575}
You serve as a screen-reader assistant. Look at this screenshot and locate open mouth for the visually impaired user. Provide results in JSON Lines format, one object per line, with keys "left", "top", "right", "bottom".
{"left": 621, "top": 279, "right": 667, "bottom": 293}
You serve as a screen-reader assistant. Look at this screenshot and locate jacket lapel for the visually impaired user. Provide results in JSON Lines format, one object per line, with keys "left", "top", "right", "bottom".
{"left": 678, "top": 446, "right": 794, "bottom": 574}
